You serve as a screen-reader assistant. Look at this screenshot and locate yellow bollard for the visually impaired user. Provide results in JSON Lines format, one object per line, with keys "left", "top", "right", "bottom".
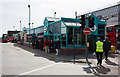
{"left": 87, "top": 42, "right": 89, "bottom": 47}
{"left": 110, "top": 45, "right": 115, "bottom": 53}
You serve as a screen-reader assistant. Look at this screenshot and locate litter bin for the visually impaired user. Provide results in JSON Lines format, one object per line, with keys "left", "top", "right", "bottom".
{"left": 110, "top": 45, "right": 115, "bottom": 53}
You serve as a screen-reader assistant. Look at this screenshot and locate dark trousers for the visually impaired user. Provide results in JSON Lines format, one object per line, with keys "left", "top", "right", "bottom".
{"left": 41, "top": 46, "right": 43, "bottom": 50}
{"left": 96, "top": 52, "right": 103, "bottom": 65}
{"left": 33, "top": 45, "right": 35, "bottom": 49}
{"left": 104, "top": 51, "right": 108, "bottom": 60}
{"left": 36, "top": 44, "right": 38, "bottom": 49}
{"left": 50, "top": 46, "right": 53, "bottom": 53}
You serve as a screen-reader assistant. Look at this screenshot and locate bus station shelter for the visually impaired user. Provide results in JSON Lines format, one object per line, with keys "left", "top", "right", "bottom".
{"left": 13, "top": 14, "right": 106, "bottom": 55}
{"left": 44, "top": 17, "right": 86, "bottom": 55}
{"left": 43, "top": 14, "right": 106, "bottom": 55}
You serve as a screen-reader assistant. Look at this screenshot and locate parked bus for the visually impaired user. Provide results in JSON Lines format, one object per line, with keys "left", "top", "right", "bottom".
{"left": 8, "top": 37, "right": 13, "bottom": 42}
{"left": 106, "top": 25, "right": 120, "bottom": 47}
{"left": 27, "top": 34, "right": 32, "bottom": 42}
{"left": 2, "top": 34, "right": 8, "bottom": 43}
{"left": 7, "top": 31, "right": 20, "bottom": 42}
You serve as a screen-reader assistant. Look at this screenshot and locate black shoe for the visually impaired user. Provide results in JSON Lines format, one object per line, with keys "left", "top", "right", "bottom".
{"left": 105, "top": 59, "right": 108, "bottom": 60}
{"left": 97, "top": 63, "right": 99, "bottom": 65}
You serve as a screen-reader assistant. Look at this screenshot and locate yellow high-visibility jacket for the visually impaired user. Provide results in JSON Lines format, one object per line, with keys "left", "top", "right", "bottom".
{"left": 96, "top": 41, "right": 103, "bottom": 52}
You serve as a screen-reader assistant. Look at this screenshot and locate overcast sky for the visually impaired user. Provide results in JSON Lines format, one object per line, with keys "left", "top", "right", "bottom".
{"left": 0, "top": 0, "right": 119, "bottom": 37}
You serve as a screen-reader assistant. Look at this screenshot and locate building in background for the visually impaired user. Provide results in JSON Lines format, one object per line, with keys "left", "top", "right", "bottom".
{"left": 77, "top": 1, "right": 120, "bottom": 49}
{"left": 78, "top": 1, "right": 120, "bottom": 26}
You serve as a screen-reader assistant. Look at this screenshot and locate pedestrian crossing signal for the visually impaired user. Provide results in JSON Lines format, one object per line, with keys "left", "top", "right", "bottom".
{"left": 89, "top": 16, "right": 95, "bottom": 28}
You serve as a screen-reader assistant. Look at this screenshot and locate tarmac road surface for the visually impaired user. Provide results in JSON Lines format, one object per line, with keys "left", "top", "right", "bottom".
{"left": 1, "top": 42, "right": 119, "bottom": 77}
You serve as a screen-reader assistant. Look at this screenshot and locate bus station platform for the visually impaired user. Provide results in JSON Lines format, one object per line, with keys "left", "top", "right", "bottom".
{"left": 13, "top": 42, "right": 120, "bottom": 76}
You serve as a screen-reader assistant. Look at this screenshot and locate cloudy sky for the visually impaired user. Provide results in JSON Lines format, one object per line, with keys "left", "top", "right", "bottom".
{"left": 0, "top": 0, "right": 119, "bottom": 37}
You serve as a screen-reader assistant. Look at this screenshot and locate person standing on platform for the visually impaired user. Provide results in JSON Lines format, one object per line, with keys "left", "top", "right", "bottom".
{"left": 41, "top": 39, "right": 44, "bottom": 50}
{"left": 55, "top": 38, "right": 60, "bottom": 56}
{"left": 44, "top": 37, "right": 50, "bottom": 53}
{"left": 38, "top": 39, "right": 41, "bottom": 49}
{"left": 96, "top": 37, "right": 104, "bottom": 66}
{"left": 34, "top": 35, "right": 37, "bottom": 49}
{"left": 36, "top": 39, "right": 39, "bottom": 49}
{"left": 32, "top": 35, "right": 35, "bottom": 49}
{"left": 103, "top": 37, "right": 111, "bottom": 60}
{"left": 49, "top": 39, "right": 54, "bottom": 53}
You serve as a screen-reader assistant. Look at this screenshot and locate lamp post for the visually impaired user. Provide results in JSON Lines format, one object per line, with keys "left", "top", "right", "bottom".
{"left": 13, "top": 26, "right": 15, "bottom": 30}
{"left": 20, "top": 21, "right": 21, "bottom": 42}
{"left": 13, "top": 26, "right": 16, "bottom": 34}
{"left": 28, "top": 5, "right": 31, "bottom": 47}
{"left": 20, "top": 21, "right": 21, "bottom": 32}
{"left": 54, "top": 12, "right": 56, "bottom": 18}
{"left": 13, "top": 26, "right": 15, "bottom": 42}
{"left": 32, "top": 23, "right": 34, "bottom": 29}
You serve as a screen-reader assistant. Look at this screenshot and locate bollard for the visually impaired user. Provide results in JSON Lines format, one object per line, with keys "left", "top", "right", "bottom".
{"left": 116, "top": 29, "right": 118, "bottom": 53}
{"left": 74, "top": 45, "right": 75, "bottom": 64}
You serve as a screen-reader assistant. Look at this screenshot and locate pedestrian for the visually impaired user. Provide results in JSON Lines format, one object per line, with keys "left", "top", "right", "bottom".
{"left": 95, "top": 37, "right": 104, "bottom": 66}
{"left": 103, "top": 37, "right": 111, "bottom": 60}
{"left": 44, "top": 37, "right": 50, "bottom": 53}
{"left": 32, "top": 35, "right": 35, "bottom": 49}
{"left": 49, "top": 39, "right": 54, "bottom": 53}
{"left": 34, "top": 35, "right": 37, "bottom": 49}
{"left": 55, "top": 38, "right": 60, "bottom": 55}
{"left": 41, "top": 39, "right": 44, "bottom": 50}
{"left": 36, "top": 39, "right": 39, "bottom": 49}
{"left": 38, "top": 39, "right": 40, "bottom": 49}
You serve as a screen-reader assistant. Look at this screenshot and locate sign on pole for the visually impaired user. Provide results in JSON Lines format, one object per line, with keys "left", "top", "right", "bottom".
{"left": 83, "top": 28, "right": 91, "bottom": 35}
{"left": 116, "top": 33, "right": 118, "bottom": 37}
{"left": 116, "top": 29, "right": 118, "bottom": 37}
{"left": 44, "top": 26, "right": 47, "bottom": 33}
{"left": 116, "top": 29, "right": 118, "bottom": 53}
{"left": 83, "top": 27, "right": 90, "bottom": 60}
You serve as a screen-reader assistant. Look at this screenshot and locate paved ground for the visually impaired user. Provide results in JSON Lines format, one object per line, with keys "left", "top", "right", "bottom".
{"left": 0, "top": 38, "right": 2, "bottom": 76}
{"left": 2, "top": 43, "right": 92, "bottom": 75}
{"left": 1, "top": 42, "right": 120, "bottom": 77}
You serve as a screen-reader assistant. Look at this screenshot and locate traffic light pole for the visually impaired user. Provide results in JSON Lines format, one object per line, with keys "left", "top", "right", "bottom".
{"left": 28, "top": 5, "right": 31, "bottom": 47}
{"left": 116, "top": 29, "right": 118, "bottom": 53}
{"left": 74, "top": 45, "right": 75, "bottom": 64}
{"left": 20, "top": 21, "right": 21, "bottom": 43}
{"left": 85, "top": 34, "right": 88, "bottom": 60}
{"left": 116, "top": 35, "right": 117, "bottom": 53}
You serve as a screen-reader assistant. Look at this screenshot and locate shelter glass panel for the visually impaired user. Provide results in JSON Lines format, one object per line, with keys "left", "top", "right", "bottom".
{"left": 61, "top": 34, "right": 66, "bottom": 47}
{"left": 49, "top": 22, "right": 61, "bottom": 34}
{"left": 61, "top": 27, "right": 66, "bottom": 34}
{"left": 61, "top": 22, "right": 65, "bottom": 27}
{"left": 30, "top": 29, "right": 34, "bottom": 34}
{"left": 66, "top": 26, "right": 82, "bottom": 47}
{"left": 65, "top": 22, "right": 81, "bottom": 26}
{"left": 35, "top": 27, "right": 44, "bottom": 34}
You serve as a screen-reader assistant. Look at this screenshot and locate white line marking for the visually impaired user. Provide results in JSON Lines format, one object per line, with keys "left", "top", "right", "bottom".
{"left": 19, "top": 63, "right": 57, "bottom": 75}
{"left": 83, "top": 31, "right": 90, "bottom": 32}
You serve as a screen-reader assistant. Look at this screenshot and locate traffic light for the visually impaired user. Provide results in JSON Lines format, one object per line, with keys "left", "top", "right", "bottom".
{"left": 89, "top": 16, "right": 95, "bottom": 28}
{"left": 81, "top": 15, "right": 85, "bottom": 28}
